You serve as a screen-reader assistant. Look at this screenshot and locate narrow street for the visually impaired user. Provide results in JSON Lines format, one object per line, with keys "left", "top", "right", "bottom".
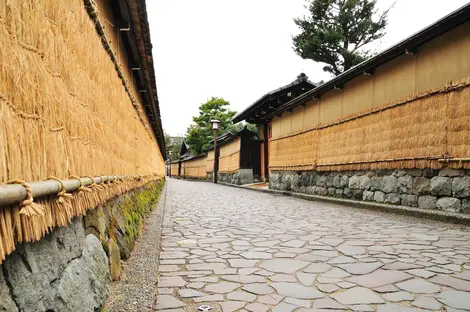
{"left": 112, "top": 179, "right": 470, "bottom": 312}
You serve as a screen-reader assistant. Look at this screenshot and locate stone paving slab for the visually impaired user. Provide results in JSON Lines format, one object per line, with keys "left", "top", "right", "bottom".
{"left": 134, "top": 179, "right": 470, "bottom": 311}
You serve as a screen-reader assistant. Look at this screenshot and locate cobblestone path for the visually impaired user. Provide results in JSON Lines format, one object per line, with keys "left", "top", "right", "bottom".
{"left": 156, "top": 179, "right": 470, "bottom": 312}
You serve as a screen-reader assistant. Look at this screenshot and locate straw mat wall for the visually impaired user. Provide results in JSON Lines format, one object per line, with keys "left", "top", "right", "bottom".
{"left": 206, "top": 150, "right": 215, "bottom": 173}
{"left": 270, "top": 78, "right": 470, "bottom": 172}
{"left": 219, "top": 139, "right": 241, "bottom": 173}
{"left": 171, "top": 163, "right": 179, "bottom": 176}
{"left": 0, "top": 0, "right": 164, "bottom": 262}
{"left": 182, "top": 157, "right": 207, "bottom": 179}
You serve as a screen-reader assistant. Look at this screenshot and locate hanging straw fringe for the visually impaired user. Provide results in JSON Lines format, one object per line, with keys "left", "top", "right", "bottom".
{"left": 7, "top": 180, "right": 46, "bottom": 217}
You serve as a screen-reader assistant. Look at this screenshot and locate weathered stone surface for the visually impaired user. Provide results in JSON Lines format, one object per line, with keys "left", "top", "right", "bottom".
{"left": 194, "top": 294, "right": 224, "bottom": 302}
{"left": 401, "top": 194, "right": 418, "bottom": 207}
{"left": 178, "top": 289, "right": 206, "bottom": 298}
{"left": 430, "top": 177, "right": 452, "bottom": 196}
{"left": 396, "top": 278, "right": 440, "bottom": 294}
{"left": 156, "top": 295, "right": 186, "bottom": 309}
{"left": 271, "top": 283, "right": 324, "bottom": 299}
{"left": 430, "top": 275, "right": 470, "bottom": 291}
{"left": 108, "top": 238, "right": 121, "bottom": 281}
{"left": 296, "top": 272, "right": 317, "bottom": 286}
{"left": 259, "top": 259, "right": 309, "bottom": 274}
{"left": 221, "top": 275, "right": 265, "bottom": 284}
{"left": 303, "top": 263, "right": 331, "bottom": 273}
{"left": 406, "top": 269, "right": 436, "bottom": 278}
{"left": 347, "top": 270, "right": 412, "bottom": 288}
{"left": 228, "top": 259, "right": 259, "bottom": 268}
{"left": 363, "top": 191, "right": 374, "bottom": 201}
{"left": 245, "top": 302, "right": 269, "bottom": 312}
{"left": 384, "top": 193, "right": 400, "bottom": 205}
{"left": 374, "top": 191, "right": 385, "bottom": 203}
{"left": 205, "top": 282, "right": 241, "bottom": 293}
{"left": 337, "top": 245, "right": 366, "bottom": 256}
{"left": 418, "top": 196, "right": 437, "bottom": 209}
{"left": 187, "top": 263, "right": 227, "bottom": 271}
{"left": 220, "top": 301, "right": 246, "bottom": 312}
{"left": 437, "top": 290, "right": 470, "bottom": 309}
{"left": 452, "top": 177, "right": 470, "bottom": 197}
{"left": 0, "top": 267, "right": 18, "bottom": 312}
{"left": 413, "top": 177, "right": 431, "bottom": 195}
{"left": 158, "top": 276, "right": 186, "bottom": 287}
{"left": 377, "top": 303, "right": 428, "bottom": 312}
{"left": 285, "top": 298, "right": 311, "bottom": 308}
{"left": 412, "top": 296, "right": 442, "bottom": 310}
{"left": 311, "top": 297, "right": 346, "bottom": 310}
{"left": 337, "top": 262, "right": 383, "bottom": 275}
{"left": 269, "top": 274, "right": 297, "bottom": 282}
{"left": 382, "top": 176, "right": 399, "bottom": 193}
{"left": 398, "top": 176, "right": 414, "bottom": 193}
{"left": 332, "top": 287, "right": 384, "bottom": 304}
{"left": 227, "top": 291, "right": 257, "bottom": 302}
{"left": 272, "top": 303, "right": 297, "bottom": 312}
{"left": 257, "top": 294, "right": 284, "bottom": 305}
{"left": 316, "top": 283, "right": 339, "bottom": 293}
{"left": 240, "top": 252, "right": 272, "bottom": 260}
{"left": 381, "top": 291, "right": 414, "bottom": 302}
{"left": 437, "top": 197, "right": 461, "bottom": 212}
{"left": 242, "top": 283, "right": 274, "bottom": 295}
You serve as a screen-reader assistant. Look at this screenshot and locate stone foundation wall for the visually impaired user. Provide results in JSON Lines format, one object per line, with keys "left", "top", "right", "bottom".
{"left": 217, "top": 169, "right": 254, "bottom": 185}
{"left": 0, "top": 179, "right": 165, "bottom": 312}
{"left": 270, "top": 168, "right": 470, "bottom": 213}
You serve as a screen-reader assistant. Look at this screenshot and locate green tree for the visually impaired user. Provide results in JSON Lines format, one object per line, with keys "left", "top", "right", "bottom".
{"left": 164, "top": 133, "right": 183, "bottom": 161}
{"left": 185, "top": 97, "right": 254, "bottom": 155}
{"left": 293, "top": 0, "right": 391, "bottom": 76}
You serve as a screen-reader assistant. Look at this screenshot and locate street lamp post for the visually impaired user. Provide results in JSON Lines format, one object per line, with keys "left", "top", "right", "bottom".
{"left": 211, "top": 119, "right": 221, "bottom": 184}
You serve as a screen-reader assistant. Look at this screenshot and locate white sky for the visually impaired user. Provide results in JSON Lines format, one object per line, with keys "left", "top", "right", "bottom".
{"left": 147, "top": 0, "right": 469, "bottom": 136}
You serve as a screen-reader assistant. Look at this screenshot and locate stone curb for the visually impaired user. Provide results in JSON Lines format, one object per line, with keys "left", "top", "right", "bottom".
{"left": 217, "top": 182, "right": 470, "bottom": 226}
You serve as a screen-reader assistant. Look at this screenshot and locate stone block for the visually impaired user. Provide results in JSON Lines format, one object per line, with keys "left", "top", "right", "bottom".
{"left": 381, "top": 176, "right": 398, "bottom": 193}
{"left": 401, "top": 194, "right": 418, "bottom": 207}
{"left": 352, "top": 189, "right": 363, "bottom": 200}
{"left": 85, "top": 206, "right": 108, "bottom": 242}
{"left": 239, "top": 169, "right": 254, "bottom": 185}
{"left": 407, "top": 169, "right": 423, "bottom": 177}
{"left": 394, "top": 170, "right": 407, "bottom": 177}
{"left": 340, "top": 175, "right": 349, "bottom": 188}
{"left": 370, "top": 177, "right": 382, "bottom": 191}
{"left": 384, "top": 193, "right": 400, "bottom": 205}
{"left": 418, "top": 196, "right": 437, "bottom": 209}
{"left": 326, "top": 176, "right": 334, "bottom": 187}
{"left": 335, "top": 189, "right": 344, "bottom": 197}
{"left": 423, "top": 169, "right": 438, "bottom": 178}
{"left": 374, "top": 191, "right": 385, "bottom": 203}
{"left": 317, "top": 175, "right": 327, "bottom": 187}
{"left": 398, "top": 176, "right": 413, "bottom": 194}
{"left": 437, "top": 197, "right": 461, "bottom": 213}
{"left": 108, "top": 238, "right": 121, "bottom": 281}
{"left": 363, "top": 191, "right": 374, "bottom": 201}
{"left": 333, "top": 176, "right": 341, "bottom": 188}
{"left": 348, "top": 176, "right": 360, "bottom": 189}
{"left": 328, "top": 188, "right": 336, "bottom": 196}
{"left": 0, "top": 265, "right": 18, "bottom": 312}
{"left": 462, "top": 199, "right": 470, "bottom": 213}
{"left": 343, "top": 188, "right": 352, "bottom": 198}
{"left": 317, "top": 187, "right": 328, "bottom": 196}
{"left": 452, "top": 177, "right": 470, "bottom": 198}
{"left": 439, "top": 168, "right": 464, "bottom": 177}
{"left": 412, "top": 177, "right": 431, "bottom": 195}
{"left": 430, "top": 177, "right": 452, "bottom": 196}
{"left": 301, "top": 173, "right": 311, "bottom": 187}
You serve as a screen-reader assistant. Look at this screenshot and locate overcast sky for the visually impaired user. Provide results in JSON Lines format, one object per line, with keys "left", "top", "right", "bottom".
{"left": 147, "top": 0, "right": 469, "bottom": 136}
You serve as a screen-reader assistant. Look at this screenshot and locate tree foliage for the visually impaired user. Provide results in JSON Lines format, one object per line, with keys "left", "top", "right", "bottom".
{"left": 293, "top": 0, "right": 391, "bottom": 75}
{"left": 185, "top": 97, "right": 255, "bottom": 155}
{"left": 164, "top": 133, "right": 183, "bottom": 161}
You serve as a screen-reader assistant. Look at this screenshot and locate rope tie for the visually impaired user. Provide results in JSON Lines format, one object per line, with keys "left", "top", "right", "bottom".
{"left": 71, "top": 176, "right": 92, "bottom": 196}
{"left": 7, "top": 180, "right": 46, "bottom": 216}
{"left": 84, "top": 176, "right": 104, "bottom": 190}
{"left": 47, "top": 177, "right": 74, "bottom": 203}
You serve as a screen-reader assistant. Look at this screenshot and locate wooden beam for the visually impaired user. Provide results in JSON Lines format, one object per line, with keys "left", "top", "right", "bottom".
{"left": 363, "top": 68, "right": 374, "bottom": 75}
{"left": 405, "top": 47, "right": 418, "bottom": 55}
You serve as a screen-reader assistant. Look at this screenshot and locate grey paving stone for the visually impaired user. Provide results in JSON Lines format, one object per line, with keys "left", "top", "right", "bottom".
{"left": 332, "top": 287, "right": 385, "bottom": 304}
{"left": 296, "top": 272, "right": 317, "bottom": 286}
{"left": 187, "top": 263, "right": 227, "bottom": 271}
{"left": 221, "top": 275, "right": 265, "bottom": 284}
{"left": 321, "top": 267, "right": 351, "bottom": 278}
{"left": 349, "top": 304, "right": 375, "bottom": 311}
{"left": 430, "top": 274, "right": 470, "bottom": 291}
{"left": 228, "top": 259, "right": 260, "bottom": 268}
{"left": 311, "top": 297, "right": 346, "bottom": 310}
{"left": 205, "top": 282, "right": 241, "bottom": 294}
{"left": 453, "top": 270, "right": 470, "bottom": 281}
{"left": 271, "top": 282, "right": 324, "bottom": 299}
{"left": 193, "top": 294, "right": 225, "bottom": 302}
{"left": 269, "top": 274, "right": 298, "bottom": 282}
{"left": 259, "top": 259, "right": 309, "bottom": 274}
{"left": 316, "top": 283, "right": 339, "bottom": 293}
{"left": 158, "top": 288, "right": 174, "bottom": 294}
{"left": 382, "top": 262, "right": 423, "bottom": 270}
{"left": 406, "top": 269, "right": 437, "bottom": 278}
{"left": 337, "top": 281, "right": 356, "bottom": 289}
{"left": 381, "top": 291, "right": 414, "bottom": 302}
{"left": 242, "top": 283, "right": 275, "bottom": 295}
{"left": 396, "top": 278, "right": 441, "bottom": 294}
{"left": 215, "top": 268, "right": 238, "bottom": 275}
{"left": 303, "top": 263, "right": 331, "bottom": 273}
{"left": 155, "top": 295, "right": 186, "bottom": 310}
{"left": 412, "top": 296, "right": 442, "bottom": 310}
{"left": 328, "top": 255, "right": 357, "bottom": 264}
{"left": 227, "top": 291, "right": 257, "bottom": 302}
{"left": 271, "top": 303, "right": 297, "bottom": 312}
{"left": 257, "top": 294, "right": 284, "bottom": 305}
{"left": 437, "top": 290, "right": 470, "bottom": 309}
{"left": 178, "top": 289, "right": 206, "bottom": 298}
{"left": 157, "top": 276, "right": 186, "bottom": 287}
{"left": 374, "top": 285, "right": 399, "bottom": 293}
{"left": 377, "top": 304, "right": 428, "bottom": 312}
{"left": 220, "top": 301, "right": 246, "bottom": 312}
{"left": 347, "top": 269, "right": 412, "bottom": 288}
{"left": 337, "top": 262, "right": 383, "bottom": 274}
{"left": 337, "top": 245, "right": 367, "bottom": 256}
{"left": 245, "top": 302, "right": 270, "bottom": 312}
{"left": 240, "top": 252, "right": 272, "bottom": 260}
{"left": 187, "top": 282, "right": 205, "bottom": 289}
{"left": 284, "top": 297, "right": 311, "bottom": 308}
